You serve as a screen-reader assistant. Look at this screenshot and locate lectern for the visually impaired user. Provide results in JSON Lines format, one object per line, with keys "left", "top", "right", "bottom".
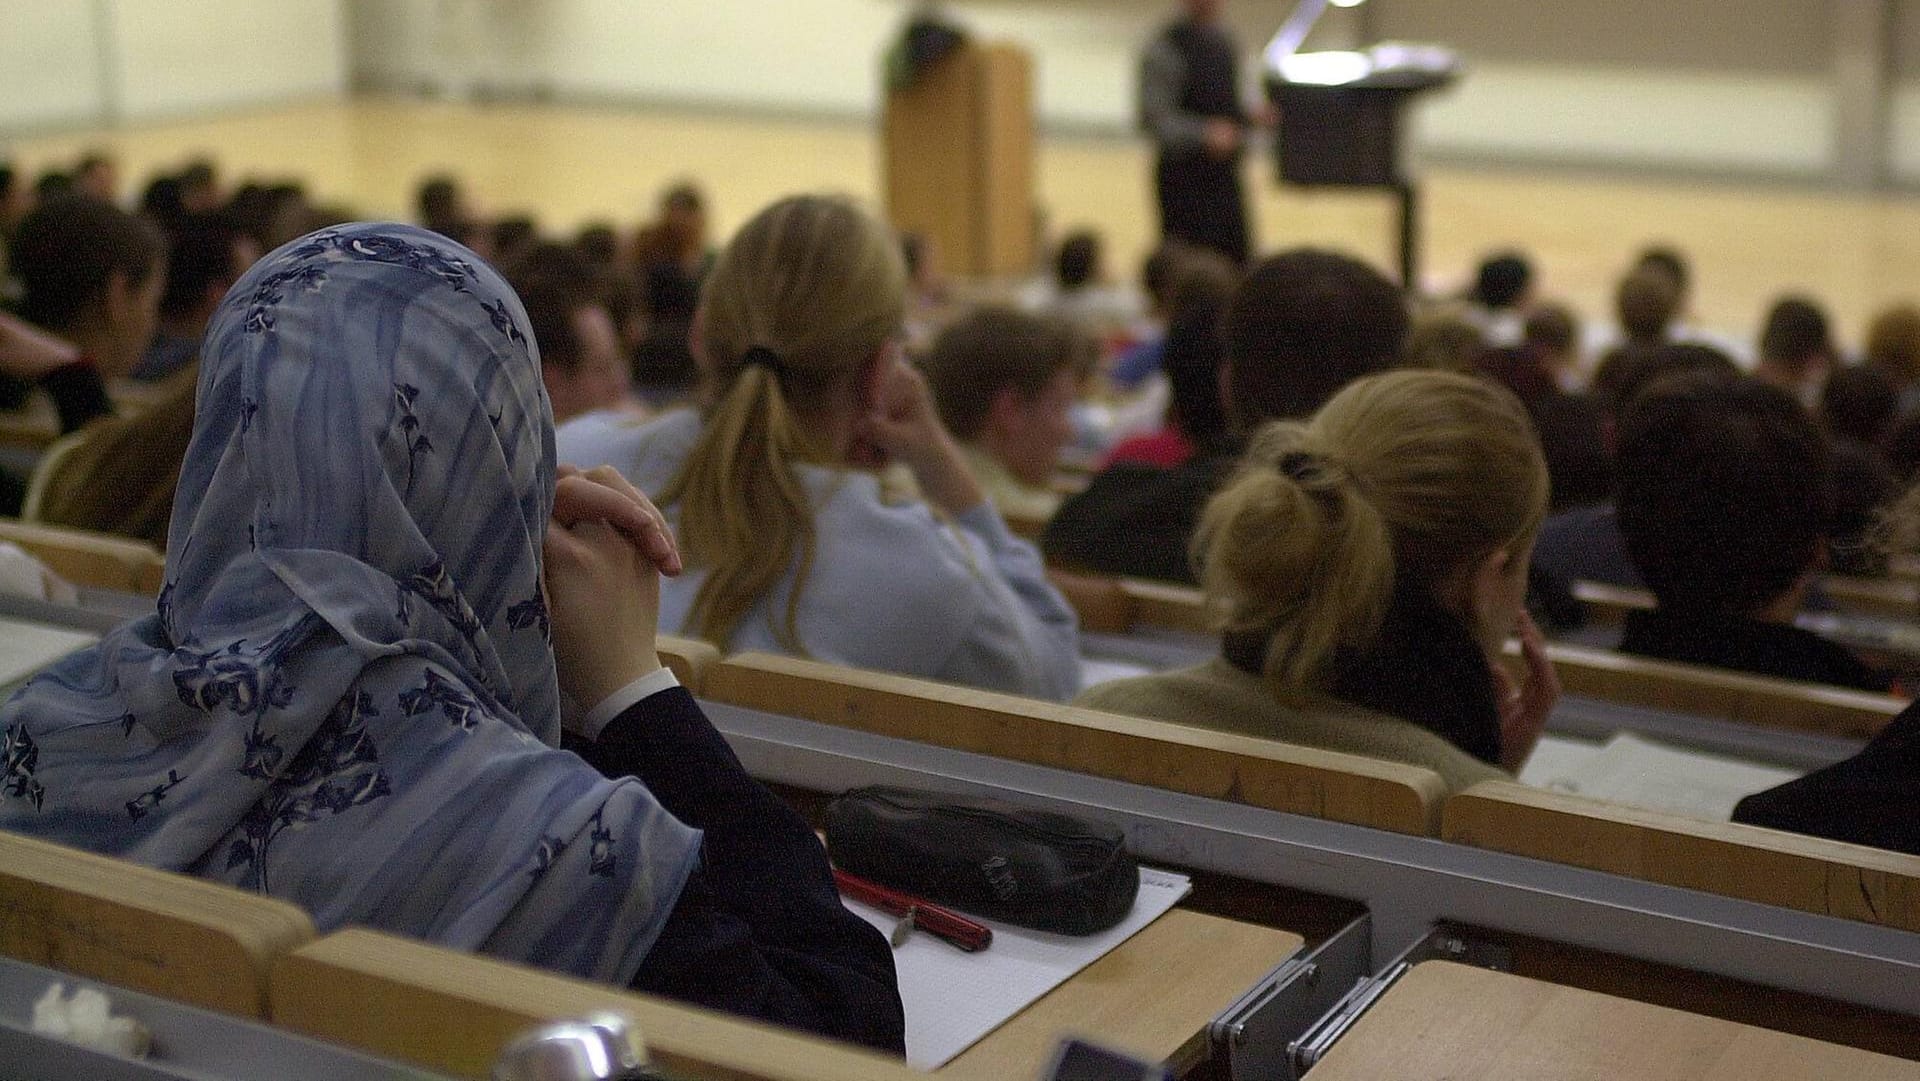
{"left": 1263, "top": 0, "right": 1457, "bottom": 288}
{"left": 883, "top": 41, "right": 1035, "bottom": 279}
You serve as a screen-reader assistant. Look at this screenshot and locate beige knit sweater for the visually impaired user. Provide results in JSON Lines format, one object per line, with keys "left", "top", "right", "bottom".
{"left": 1076, "top": 658, "right": 1509, "bottom": 794}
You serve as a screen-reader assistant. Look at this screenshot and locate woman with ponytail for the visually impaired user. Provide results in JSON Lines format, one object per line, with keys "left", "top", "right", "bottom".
{"left": 559, "top": 195, "right": 1080, "bottom": 700}
{"left": 1078, "top": 370, "right": 1558, "bottom": 791}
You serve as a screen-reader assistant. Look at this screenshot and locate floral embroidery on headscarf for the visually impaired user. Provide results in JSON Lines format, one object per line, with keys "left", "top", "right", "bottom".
{"left": 1, "top": 724, "right": 44, "bottom": 812}
{"left": 226, "top": 690, "right": 390, "bottom": 891}
{"left": 398, "top": 669, "right": 487, "bottom": 732}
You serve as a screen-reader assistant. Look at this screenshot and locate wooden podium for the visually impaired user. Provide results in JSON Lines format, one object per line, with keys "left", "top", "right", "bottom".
{"left": 883, "top": 42, "right": 1035, "bottom": 279}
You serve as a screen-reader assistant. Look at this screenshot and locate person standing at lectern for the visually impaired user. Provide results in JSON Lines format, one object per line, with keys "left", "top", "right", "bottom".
{"left": 1141, "top": 0, "right": 1259, "bottom": 266}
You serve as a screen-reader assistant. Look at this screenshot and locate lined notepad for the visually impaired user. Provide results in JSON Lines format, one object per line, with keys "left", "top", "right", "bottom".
{"left": 844, "top": 866, "right": 1192, "bottom": 1070}
{"left": 0, "top": 617, "right": 97, "bottom": 689}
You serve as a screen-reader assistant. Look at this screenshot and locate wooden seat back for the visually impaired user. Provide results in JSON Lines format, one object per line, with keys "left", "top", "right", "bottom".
{"left": 655, "top": 634, "right": 720, "bottom": 694}
{"left": 1441, "top": 781, "right": 1920, "bottom": 934}
{"left": 704, "top": 652, "right": 1449, "bottom": 835}
{"left": 0, "top": 829, "right": 315, "bottom": 1017}
{"left": 1048, "top": 570, "right": 1215, "bottom": 637}
{"left": 0, "top": 517, "right": 166, "bottom": 595}
{"left": 269, "top": 929, "right": 921, "bottom": 1081}
{"left": 1522, "top": 641, "right": 1904, "bottom": 740}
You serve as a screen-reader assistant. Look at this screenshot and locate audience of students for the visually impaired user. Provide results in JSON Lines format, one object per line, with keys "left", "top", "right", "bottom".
{"left": 1614, "top": 373, "right": 1888, "bottom": 691}
{"left": 922, "top": 307, "right": 1094, "bottom": 522}
{"left": 1044, "top": 248, "right": 1408, "bottom": 584}
{"left": 1462, "top": 250, "right": 1534, "bottom": 347}
{"left": 1080, "top": 370, "right": 1556, "bottom": 792}
{"left": 558, "top": 195, "right": 1080, "bottom": 700}
{"left": 0, "top": 222, "right": 907, "bottom": 1050}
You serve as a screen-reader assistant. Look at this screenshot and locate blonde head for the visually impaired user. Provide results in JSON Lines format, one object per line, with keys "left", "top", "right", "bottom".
{"left": 661, "top": 195, "right": 906, "bottom": 651}
{"left": 1195, "top": 369, "right": 1548, "bottom": 699}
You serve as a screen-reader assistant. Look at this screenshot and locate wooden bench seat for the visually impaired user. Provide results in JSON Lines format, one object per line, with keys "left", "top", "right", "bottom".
{"left": 269, "top": 929, "right": 928, "bottom": 1081}
{"left": 0, "top": 518, "right": 167, "bottom": 595}
{"left": 0, "top": 829, "right": 315, "bottom": 1017}
{"left": 704, "top": 652, "right": 1449, "bottom": 835}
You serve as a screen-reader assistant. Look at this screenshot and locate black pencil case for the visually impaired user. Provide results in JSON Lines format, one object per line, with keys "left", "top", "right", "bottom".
{"left": 824, "top": 785, "right": 1139, "bottom": 935}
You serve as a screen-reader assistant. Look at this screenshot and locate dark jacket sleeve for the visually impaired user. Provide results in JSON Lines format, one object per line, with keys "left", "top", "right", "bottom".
{"left": 1041, "top": 458, "right": 1226, "bottom": 585}
{"left": 1731, "top": 702, "right": 1920, "bottom": 858}
{"left": 568, "top": 688, "right": 906, "bottom": 1054}
{"left": 40, "top": 360, "right": 115, "bottom": 434}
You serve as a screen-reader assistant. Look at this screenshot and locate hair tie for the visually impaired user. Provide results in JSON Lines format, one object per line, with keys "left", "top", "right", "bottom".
{"left": 742, "top": 345, "right": 786, "bottom": 377}
{"left": 1278, "top": 451, "right": 1321, "bottom": 481}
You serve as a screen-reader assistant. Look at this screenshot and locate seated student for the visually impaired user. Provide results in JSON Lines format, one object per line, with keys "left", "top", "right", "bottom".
{"left": 921, "top": 307, "right": 1093, "bottom": 522}
{"left": 1044, "top": 248, "right": 1407, "bottom": 584}
{"left": 1103, "top": 254, "right": 1237, "bottom": 470}
{"left": 1614, "top": 374, "right": 1888, "bottom": 691}
{"left": 1733, "top": 484, "right": 1920, "bottom": 856}
{"left": 1755, "top": 295, "right": 1837, "bottom": 409}
{"left": 1108, "top": 242, "right": 1191, "bottom": 391}
{"left": 4, "top": 195, "right": 164, "bottom": 432}
{"left": 1865, "top": 303, "right": 1920, "bottom": 413}
{"left": 1078, "top": 370, "right": 1557, "bottom": 792}
{"left": 506, "top": 243, "right": 635, "bottom": 425}
{"left": 632, "top": 261, "right": 701, "bottom": 410}
{"left": 1031, "top": 230, "right": 1140, "bottom": 332}
{"left": 1533, "top": 343, "right": 1743, "bottom": 591}
{"left": 559, "top": 196, "right": 1079, "bottom": 701}
{"left": 415, "top": 173, "right": 474, "bottom": 239}
{"left": 135, "top": 211, "right": 259, "bottom": 381}
{"left": 0, "top": 223, "right": 904, "bottom": 1051}
{"left": 1462, "top": 250, "right": 1533, "bottom": 347}
{"left": 1820, "top": 365, "right": 1900, "bottom": 576}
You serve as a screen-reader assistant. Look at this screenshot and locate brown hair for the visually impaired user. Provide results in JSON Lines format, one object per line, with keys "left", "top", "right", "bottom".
{"left": 1195, "top": 370, "right": 1548, "bottom": 699}
{"left": 921, "top": 307, "right": 1092, "bottom": 440}
{"left": 659, "top": 195, "right": 905, "bottom": 651}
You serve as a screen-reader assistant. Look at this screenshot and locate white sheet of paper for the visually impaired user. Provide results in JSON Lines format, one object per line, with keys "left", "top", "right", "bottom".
{"left": 1518, "top": 734, "right": 1605, "bottom": 791}
{"left": 0, "top": 617, "right": 97, "bottom": 688}
{"left": 1526, "top": 732, "right": 1801, "bottom": 821}
{"left": 844, "top": 866, "right": 1193, "bottom": 1070}
{"left": 1078, "top": 655, "right": 1155, "bottom": 692}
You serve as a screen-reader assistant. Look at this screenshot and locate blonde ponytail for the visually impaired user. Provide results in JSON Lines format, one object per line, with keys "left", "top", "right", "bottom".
{"left": 660, "top": 195, "right": 906, "bottom": 651}
{"left": 1197, "top": 369, "right": 1549, "bottom": 701}
{"left": 1196, "top": 424, "right": 1395, "bottom": 698}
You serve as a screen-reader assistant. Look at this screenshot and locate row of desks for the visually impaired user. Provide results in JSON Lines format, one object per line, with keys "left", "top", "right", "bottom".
{"left": 3, "top": 596, "right": 1919, "bottom": 1076}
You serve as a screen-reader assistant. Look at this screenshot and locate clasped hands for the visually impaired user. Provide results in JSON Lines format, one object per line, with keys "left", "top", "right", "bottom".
{"left": 544, "top": 464, "right": 681, "bottom": 715}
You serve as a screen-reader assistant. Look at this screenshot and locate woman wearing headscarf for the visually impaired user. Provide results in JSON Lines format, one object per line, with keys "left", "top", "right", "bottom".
{"left": 0, "top": 223, "right": 903, "bottom": 1051}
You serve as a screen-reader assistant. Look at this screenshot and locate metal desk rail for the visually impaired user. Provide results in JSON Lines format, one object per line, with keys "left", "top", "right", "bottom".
{"left": 0, "top": 954, "right": 456, "bottom": 1081}
{"left": 703, "top": 701, "right": 1920, "bottom": 1045}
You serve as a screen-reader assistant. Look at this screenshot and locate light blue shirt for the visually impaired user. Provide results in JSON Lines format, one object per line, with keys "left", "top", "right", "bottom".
{"left": 559, "top": 408, "right": 1082, "bottom": 701}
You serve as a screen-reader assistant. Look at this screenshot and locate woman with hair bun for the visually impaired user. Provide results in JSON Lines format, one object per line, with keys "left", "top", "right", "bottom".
{"left": 560, "top": 195, "right": 1079, "bottom": 700}
{"left": 1079, "top": 369, "right": 1558, "bottom": 790}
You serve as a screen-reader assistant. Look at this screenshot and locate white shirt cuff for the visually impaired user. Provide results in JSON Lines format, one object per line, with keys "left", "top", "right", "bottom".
{"left": 578, "top": 667, "right": 681, "bottom": 741}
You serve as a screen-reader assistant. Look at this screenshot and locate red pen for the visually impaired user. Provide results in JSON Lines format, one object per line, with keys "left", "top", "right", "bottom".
{"left": 833, "top": 869, "right": 994, "bottom": 953}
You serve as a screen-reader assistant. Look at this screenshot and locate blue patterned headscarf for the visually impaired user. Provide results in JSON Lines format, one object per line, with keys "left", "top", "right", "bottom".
{"left": 0, "top": 224, "right": 700, "bottom": 984}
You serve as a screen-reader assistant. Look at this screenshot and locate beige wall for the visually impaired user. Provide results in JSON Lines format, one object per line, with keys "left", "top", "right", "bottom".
{"left": 0, "top": 1, "right": 346, "bottom": 136}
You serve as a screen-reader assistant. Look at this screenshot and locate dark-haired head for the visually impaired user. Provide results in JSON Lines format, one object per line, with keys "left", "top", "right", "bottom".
{"left": 12, "top": 195, "right": 166, "bottom": 374}
{"left": 1222, "top": 248, "right": 1407, "bottom": 431}
{"left": 1472, "top": 252, "right": 1532, "bottom": 311}
{"left": 1056, "top": 231, "right": 1101, "bottom": 292}
{"left": 1616, "top": 375, "right": 1829, "bottom": 618}
{"left": 1759, "top": 295, "right": 1834, "bottom": 375}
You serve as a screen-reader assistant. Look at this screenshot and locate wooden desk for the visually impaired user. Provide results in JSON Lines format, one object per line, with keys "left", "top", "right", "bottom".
{"left": 939, "top": 909, "right": 1299, "bottom": 1080}
{"left": 0, "top": 400, "right": 59, "bottom": 451}
{"left": 1307, "top": 960, "right": 1920, "bottom": 1079}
